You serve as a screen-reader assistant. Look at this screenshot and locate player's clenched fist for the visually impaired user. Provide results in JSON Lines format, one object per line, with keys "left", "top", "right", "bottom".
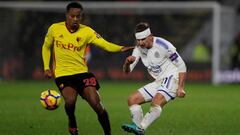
{"left": 125, "top": 56, "right": 136, "bottom": 64}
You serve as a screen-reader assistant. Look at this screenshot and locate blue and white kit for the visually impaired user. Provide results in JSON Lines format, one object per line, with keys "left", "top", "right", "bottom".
{"left": 130, "top": 37, "right": 186, "bottom": 101}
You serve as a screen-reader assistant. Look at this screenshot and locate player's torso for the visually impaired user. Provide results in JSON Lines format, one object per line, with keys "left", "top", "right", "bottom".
{"left": 140, "top": 37, "right": 177, "bottom": 79}
{"left": 51, "top": 22, "right": 90, "bottom": 77}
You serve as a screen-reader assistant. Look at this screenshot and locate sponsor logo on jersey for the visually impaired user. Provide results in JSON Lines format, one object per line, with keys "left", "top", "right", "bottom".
{"left": 147, "top": 64, "right": 162, "bottom": 74}
{"left": 55, "top": 40, "right": 81, "bottom": 52}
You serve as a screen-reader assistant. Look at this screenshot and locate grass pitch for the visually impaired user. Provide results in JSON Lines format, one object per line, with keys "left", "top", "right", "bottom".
{"left": 0, "top": 80, "right": 239, "bottom": 135}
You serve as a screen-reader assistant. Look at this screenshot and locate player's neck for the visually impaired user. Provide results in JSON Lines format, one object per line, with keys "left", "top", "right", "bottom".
{"left": 65, "top": 22, "right": 79, "bottom": 33}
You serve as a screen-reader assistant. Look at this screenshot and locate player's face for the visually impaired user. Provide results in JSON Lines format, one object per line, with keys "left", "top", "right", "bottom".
{"left": 66, "top": 8, "right": 82, "bottom": 30}
{"left": 137, "top": 35, "right": 153, "bottom": 49}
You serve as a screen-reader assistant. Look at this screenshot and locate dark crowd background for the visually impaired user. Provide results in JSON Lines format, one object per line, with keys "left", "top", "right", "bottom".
{"left": 0, "top": 0, "right": 240, "bottom": 83}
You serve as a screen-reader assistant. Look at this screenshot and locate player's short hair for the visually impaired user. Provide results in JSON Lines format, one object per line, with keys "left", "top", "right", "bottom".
{"left": 135, "top": 22, "right": 150, "bottom": 33}
{"left": 66, "top": 2, "right": 83, "bottom": 12}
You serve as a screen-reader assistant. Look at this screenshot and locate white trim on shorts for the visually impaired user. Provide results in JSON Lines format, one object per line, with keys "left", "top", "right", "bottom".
{"left": 138, "top": 75, "right": 178, "bottom": 102}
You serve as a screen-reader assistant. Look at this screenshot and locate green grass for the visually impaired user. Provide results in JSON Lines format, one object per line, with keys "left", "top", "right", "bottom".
{"left": 0, "top": 80, "right": 240, "bottom": 135}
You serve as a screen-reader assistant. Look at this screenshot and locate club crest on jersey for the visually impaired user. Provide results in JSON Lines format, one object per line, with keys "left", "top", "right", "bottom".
{"left": 94, "top": 32, "right": 102, "bottom": 38}
{"left": 59, "top": 34, "right": 63, "bottom": 38}
{"left": 154, "top": 51, "right": 160, "bottom": 58}
{"left": 76, "top": 37, "right": 81, "bottom": 42}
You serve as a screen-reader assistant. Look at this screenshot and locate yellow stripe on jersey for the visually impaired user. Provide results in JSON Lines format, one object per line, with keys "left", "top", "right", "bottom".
{"left": 42, "top": 22, "right": 123, "bottom": 78}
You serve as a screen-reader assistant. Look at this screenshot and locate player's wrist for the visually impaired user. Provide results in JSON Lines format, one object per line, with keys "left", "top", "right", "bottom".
{"left": 44, "top": 68, "right": 50, "bottom": 71}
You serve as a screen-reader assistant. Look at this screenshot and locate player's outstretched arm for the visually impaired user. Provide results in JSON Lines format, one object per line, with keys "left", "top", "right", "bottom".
{"left": 92, "top": 37, "right": 134, "bottom": 53}
{"left": 120, "top": 46, "right": 135, "bottom": 52}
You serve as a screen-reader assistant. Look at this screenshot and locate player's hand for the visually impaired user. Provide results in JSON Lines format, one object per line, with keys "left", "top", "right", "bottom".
{"left": 123, "top": 56, "right": 135, "bottom": 74}
{"left": 121, "top": 46, "right": 135, "bottom": 52}
{"left": 125, "top": 56, "right": 136, "bottom": 64}
{"left": 44, "top": 69, "right": 53, "bottom": 79}
{"left": 177, "top": 88, "right": 186, "bottom": 98}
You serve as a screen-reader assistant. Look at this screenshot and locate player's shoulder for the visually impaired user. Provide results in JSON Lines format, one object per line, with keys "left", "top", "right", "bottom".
{"left": 154, "top": 37, "right": 174, "bottom": 50}
{"left": 79, "top": 24, "right": 95, "bottom": 32}
{"left": 49, "top": 22, "right": 65, "bottom": 29}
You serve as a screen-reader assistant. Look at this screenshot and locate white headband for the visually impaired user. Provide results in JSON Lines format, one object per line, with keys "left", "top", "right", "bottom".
{"left": 135, "top": 28, "right": 151, "bottom": 39}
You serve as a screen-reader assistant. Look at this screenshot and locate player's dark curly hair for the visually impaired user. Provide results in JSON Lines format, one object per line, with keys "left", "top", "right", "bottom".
{"left": 135, "top": 22, "right": 150, "bottom": 33}
{"left": 66, "top": 2, "right": 83, "bottom": 12}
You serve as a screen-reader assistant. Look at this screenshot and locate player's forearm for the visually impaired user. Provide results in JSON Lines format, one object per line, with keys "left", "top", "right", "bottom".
{"left": 123, "top": 62, "right": 131, "bottom": 74}
{"left": 105, "top": 42, "right": 123, "bottom": 52}
{"left": 42, "top": 45, "right": 51, "bottom": 70}
{"left": 178, "top": 72, "right": 186, "bottom": 89}
{"left": 94, "top": 38, "right": 123, "bottom": 52}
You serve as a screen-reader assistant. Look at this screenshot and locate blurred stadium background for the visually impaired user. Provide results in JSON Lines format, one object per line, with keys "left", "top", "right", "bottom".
{"left": 0, "top": 0, "right": 240, "bottom": 84}
{"left": 0, "top": 1, "right": 240, "bottom": 135}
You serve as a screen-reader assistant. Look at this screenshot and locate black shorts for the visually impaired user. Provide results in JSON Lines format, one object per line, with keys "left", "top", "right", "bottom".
{"left": 55, "top": 72, "right": 100, "bottom": 96}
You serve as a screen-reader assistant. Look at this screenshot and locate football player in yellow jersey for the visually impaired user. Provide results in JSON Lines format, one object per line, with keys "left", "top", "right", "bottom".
{"left": 42, "top": 2, "right": 133, "bottom": 135}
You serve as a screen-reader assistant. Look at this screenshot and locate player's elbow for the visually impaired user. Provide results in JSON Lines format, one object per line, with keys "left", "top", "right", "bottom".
{"left": 179, "top": 62, "right": 187, "bottom": 73}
